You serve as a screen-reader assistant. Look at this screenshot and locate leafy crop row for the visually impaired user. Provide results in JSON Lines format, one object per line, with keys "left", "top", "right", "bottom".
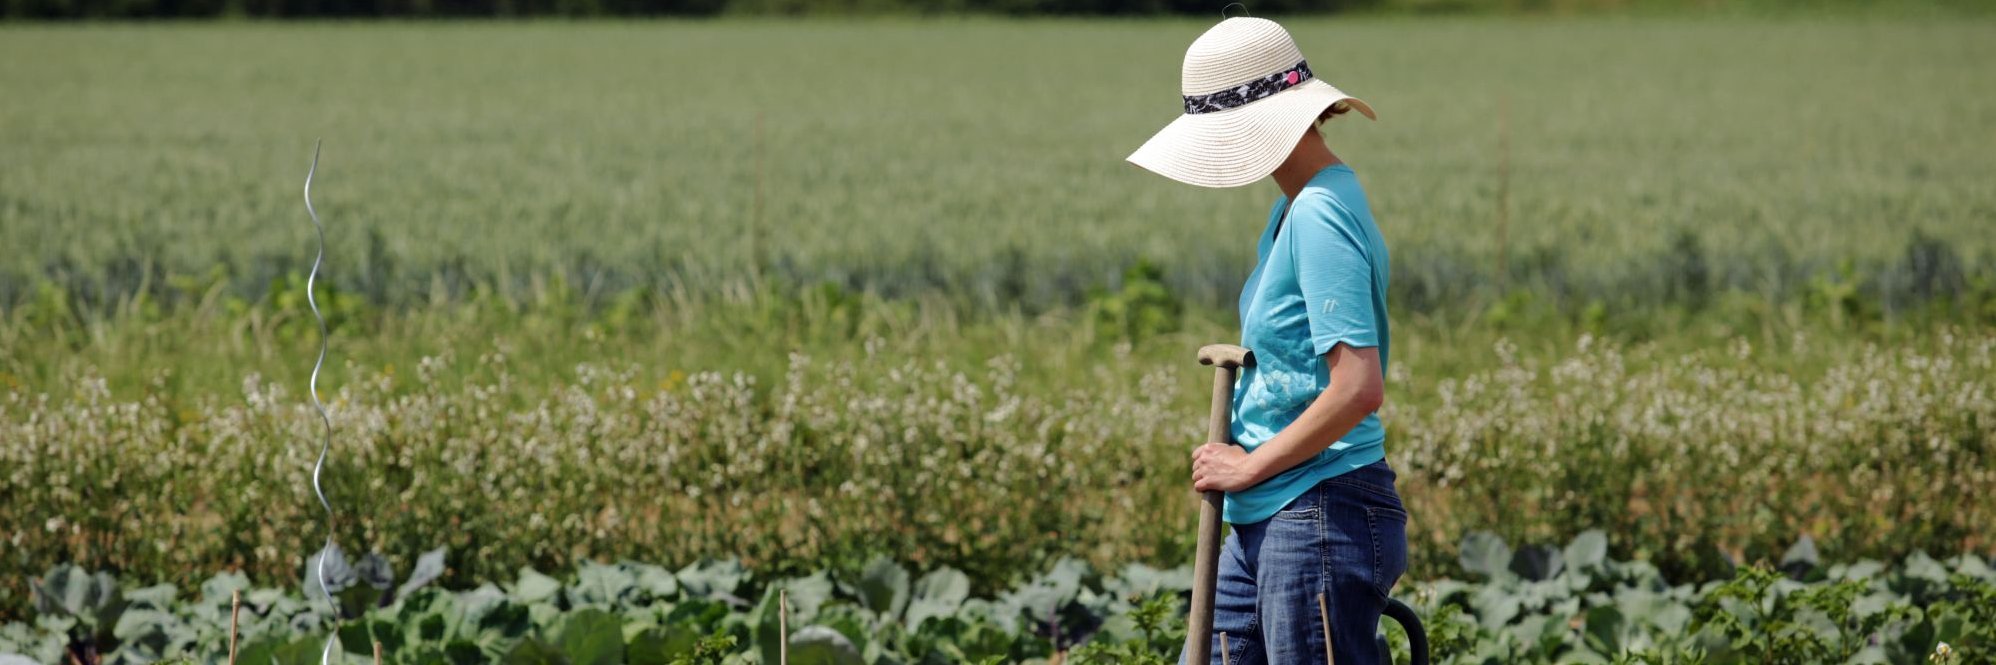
{"left": 5, "top": 532, "right": 1991, "bottom": 664}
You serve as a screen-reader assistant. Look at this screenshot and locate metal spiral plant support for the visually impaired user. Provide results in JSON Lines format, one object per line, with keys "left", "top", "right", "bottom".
{"left": 302, "top": 140, "right": 340, "bottom": 665}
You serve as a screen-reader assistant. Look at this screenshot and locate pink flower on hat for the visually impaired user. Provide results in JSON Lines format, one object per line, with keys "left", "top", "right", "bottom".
{"left": 1285, "top": 70, "right": 1300, "bottom": 85}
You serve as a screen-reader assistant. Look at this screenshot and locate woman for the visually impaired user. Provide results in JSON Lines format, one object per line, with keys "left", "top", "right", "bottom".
{"left": 1128, "top": 17, "right": 1408, "bottom": 665}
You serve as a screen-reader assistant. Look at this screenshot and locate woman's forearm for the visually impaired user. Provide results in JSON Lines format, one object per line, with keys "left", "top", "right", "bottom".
{"left": 1244, "top": 347, "right": 1384, "bottom": 484}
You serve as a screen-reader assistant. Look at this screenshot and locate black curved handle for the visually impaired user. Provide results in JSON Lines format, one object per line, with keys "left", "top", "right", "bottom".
{"left": 1382, "top": 598, "right": 1429, "bottom": 665}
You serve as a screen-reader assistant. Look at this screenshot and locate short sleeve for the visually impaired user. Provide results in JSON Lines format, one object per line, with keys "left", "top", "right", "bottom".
{"left": 1288, "top": 194, "right": 1379, "bottom": 357}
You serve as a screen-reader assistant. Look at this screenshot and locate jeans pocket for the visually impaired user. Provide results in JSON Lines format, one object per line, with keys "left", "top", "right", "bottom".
{"left": 1271, "top": 504, "right": 1319, "bottom": 523}
{"left": 1364, "top": 505, "right": 1409, "bottom": 598}
{"left": 1271, "top": 483, "right": 1321, "bottom": 521}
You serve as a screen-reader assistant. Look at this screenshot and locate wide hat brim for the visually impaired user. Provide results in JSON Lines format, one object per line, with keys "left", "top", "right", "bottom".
{"left": 1127, "top": 79, "right": 1375, "bottom": 189}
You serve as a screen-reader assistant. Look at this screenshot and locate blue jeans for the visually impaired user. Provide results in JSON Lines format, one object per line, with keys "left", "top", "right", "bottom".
{"left": 1183, "top": 461, "right": 1410, "bottom": 665}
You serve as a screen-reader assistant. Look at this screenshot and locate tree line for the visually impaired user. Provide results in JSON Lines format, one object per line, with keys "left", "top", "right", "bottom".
{"left": 3, "top": 0, "right": 1388, "bottom": 18}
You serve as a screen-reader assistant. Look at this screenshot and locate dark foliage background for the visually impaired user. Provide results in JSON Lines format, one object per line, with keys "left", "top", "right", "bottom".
{"left": 8, "top": 0, "right": 1986, "bottom": 19}
{"left": 3, "top": 0, "right": 1388, "bottom": 18}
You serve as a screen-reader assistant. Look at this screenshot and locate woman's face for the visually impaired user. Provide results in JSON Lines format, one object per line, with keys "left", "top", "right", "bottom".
{"left": 1286, "top": 122, "right": 1324, "bottom": 164}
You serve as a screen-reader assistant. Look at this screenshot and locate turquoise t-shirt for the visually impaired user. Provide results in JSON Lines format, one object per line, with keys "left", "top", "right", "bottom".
{"left": 1226, "top": 163, "right": 1391, "bottom": 525}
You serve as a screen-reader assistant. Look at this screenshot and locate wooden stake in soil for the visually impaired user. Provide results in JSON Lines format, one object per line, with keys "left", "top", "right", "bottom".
{"left": 1218, "top": 632, "right": 1231, "bottom": 665}
{"left": 373, "top": 641, "right": 383, "bottom": 665}
{"left": 778, "top": 588, "right": 788, "bottom": 665}
{"left": 229, "top": 589, "right": 241, "bottom": 665}
{"left": 1318, "top": 592, "right": 1335, "bottom": 665}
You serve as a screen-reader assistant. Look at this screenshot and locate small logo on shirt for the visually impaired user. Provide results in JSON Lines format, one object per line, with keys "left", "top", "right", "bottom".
{"left": 1323, "top": 299, "right": 1338, "bottom": 315}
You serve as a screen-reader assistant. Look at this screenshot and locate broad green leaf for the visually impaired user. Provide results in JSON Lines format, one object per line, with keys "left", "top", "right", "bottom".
{"left": 784, "top": 571, "right": 836, "bottom": 625}
{"left": 627, "top": 625, "right": 700, "bottom": 665}
{"left": 417, "top": 612, "right": 449, "bottom": 642}
{"left": 855, "top": 557, "right": 911, "bottom": 619}
{"left": 751, "top": 585, "right": 783, "bottom": 665}
{"left": 399, "top": 548, "right": 450, "bottom": 599}
{"left": 1582, "top": 605, "right": 1625, "bottom": 653}
{"left": 35, "top": 565, "right": 121, "bottom": 625}
{"left": 1933, "top": 612, "right": 1966, "bottom": 644}
{"left": 1510, "top": 544, "right": 1564, "bottom": 582}
{"left": 529, "top": 602, "right": 564, "bottom": 634}
{"left": 1562, "top": 645, "right": 1612, "bottom": 664}
{"left": 1002, "top": 557, "right": 1090, "bottom": 627}
{"left": 572, "top": 561, "right": 639, "bottom": 608}
{"left": 234, "top": 636, "right": 286, "bottom": 665}
{"left": 999, "top": 582, "right": 1062, "bottom": 627}
{"left": 1105, "top": 563, "right": 1189, "bottom": 599}
{"left": 122, "top": 583, "right": 176, "bottom": 608}
{"left": 476, "top": 600, "right": 534, "bottom": 638}
{"left": 918, "top": 615, "right": 1014, "bottom": 663}
{"left": 1041, "top": 558, "right": 1088, "bottom": 601}
{"left": 111, "top": 608, "right": 179, "bottom": 655}
{"left": 502, "top": 637, "right": 567, "bottom": 665}
{"left": 1905, "top": 551, "right": 1950, "bottom": 582}
{"left": 1851, "top": 591, "right": 1897, "bottom": 620}
{"left": 788, "top": 625, "right": 864, "bottom": 665}
{"left": 335, "top": 618, "right": 404, "bottom": 656}
{"left": 1833, "top": 560, "right": 1886, "bottom": 582}
{"left": 1563, "top": 530, "right": 1609, "bottom": 572}
{"left": 662, "top": 597, "right": 733, "bottom": 633}
{"left": 1653, "top": 602, "right": 1693, "bottom": 636}
{"left": 1503, "top": 614, "right": 1550, "bottom": 651}
{"left": 1895, "top": 617, "right": 1938, "bottom": 659}
{"left": 357, "top": 552, "right": 396, "bottom": 590}
{"left": 305, "top": 544, "right": 359, "bottom": 608}
{"left": 49, "top": 566, "right": 89, "bottom": 617}
{"left": 444, "top": 639, "right": 486, "bottom": 664}
{"left": 271, "top": 635, "right": 333, "bottom": 665}
{"left": 906, "top": 568, "right": 970, "bottom": 631}
{"left": 811, "top": 605, "right": 873, "bottom": 655}
{"left": 337, "top": 584, "right": 386, "bottom": 619}
{"left": 1847, "top": 646, "right": 1891, "bottom": 664}
{"left": 631, "top": 563, "right": 680, "bottom": 599}
{"left": 1, "top": 622, "right": 64, "bottom": 665}
{"left": 200, "top": 571, "right": 251, "bottom": 608}
{"left": 556, "top": 608, "right": 624, "bottom": 665}
{"left": 513, "top": 567, "right": 562, "bottom": 605}
{"left": 1470, "top": 584, "right": 1521, "bottom": 629}
{"left": 675, "top": 559, "right": 746, "bottom": 599}
{"left": 1459, "top": 532, "right": 1512, "bottom": 581}
{"left": 1779, "top": 535, "right": 1819, "bottom": 580}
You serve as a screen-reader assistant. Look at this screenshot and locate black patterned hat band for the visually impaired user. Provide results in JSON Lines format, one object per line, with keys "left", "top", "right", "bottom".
{"left": 1182, "top": 60, "right": 1314, "bottom": 115}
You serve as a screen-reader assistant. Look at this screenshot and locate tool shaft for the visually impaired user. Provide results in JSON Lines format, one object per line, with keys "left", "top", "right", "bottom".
{"left": 1187, "top": 361, "right": 1240, "bottom": 664}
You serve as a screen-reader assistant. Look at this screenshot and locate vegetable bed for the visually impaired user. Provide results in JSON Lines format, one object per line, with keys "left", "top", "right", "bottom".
{"left": 6, "top": 532, "right": 1990, "bottom": 664}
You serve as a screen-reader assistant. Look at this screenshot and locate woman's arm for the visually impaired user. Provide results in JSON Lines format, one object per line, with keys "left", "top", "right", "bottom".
{"left": 1191, "top": 343, "right": 1384, "bottom": 493}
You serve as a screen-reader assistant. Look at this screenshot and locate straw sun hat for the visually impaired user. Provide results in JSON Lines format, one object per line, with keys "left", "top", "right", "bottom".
{"left": 1127, "top": 17, "right": 1375, "bottom": 188}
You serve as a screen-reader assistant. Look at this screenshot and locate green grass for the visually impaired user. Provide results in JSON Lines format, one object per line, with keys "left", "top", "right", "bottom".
{"left": 2, "top": 18, "right": 1993, "bottom": 316}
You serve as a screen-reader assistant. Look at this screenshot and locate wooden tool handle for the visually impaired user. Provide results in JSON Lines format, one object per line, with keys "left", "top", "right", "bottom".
{"left": 1187, "top": 344, "right": 1252, "bottom": 664}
